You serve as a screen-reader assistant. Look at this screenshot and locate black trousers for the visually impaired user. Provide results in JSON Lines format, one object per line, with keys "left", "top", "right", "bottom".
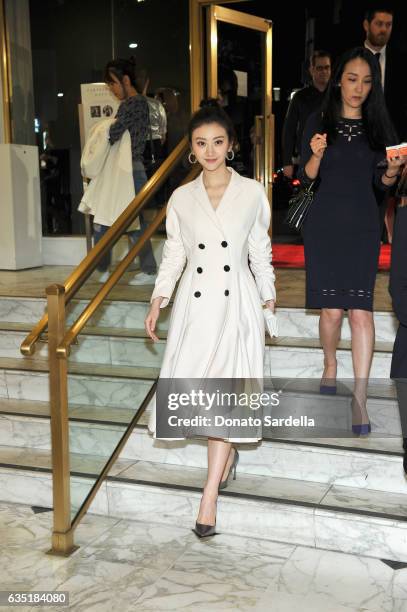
{"left": 396, "top": 380, "right": 407, "bottom": 441}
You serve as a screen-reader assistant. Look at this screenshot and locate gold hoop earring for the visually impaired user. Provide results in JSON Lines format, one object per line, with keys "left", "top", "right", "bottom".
{"left": 226, "top": 150, "right": 235, "bottom": 161}
{"left": 188, "top": 152, "right": 197, "bottom": 164}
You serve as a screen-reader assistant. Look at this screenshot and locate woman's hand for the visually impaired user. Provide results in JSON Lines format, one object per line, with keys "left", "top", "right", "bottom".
{"left": 310, "top": 133, "right": 327, "bottom": 159}
{"left": 387, "top": 154, "right": 407, "bottom": 176}
{"left": 265, "top": 299, "right": 275, "bottom": 313}
{"left": 144, "top": 297, "right": 163, "bottom": 342}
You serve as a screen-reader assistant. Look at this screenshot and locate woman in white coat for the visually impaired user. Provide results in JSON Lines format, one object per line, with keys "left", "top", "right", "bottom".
{"left": 145, "top": 102, "right": 276, "bottom": 537}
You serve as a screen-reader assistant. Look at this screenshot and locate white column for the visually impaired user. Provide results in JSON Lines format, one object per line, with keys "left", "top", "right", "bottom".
{"left": 0, "top": 143, "right": 42, "bottom": 269}
{"left": 0, "top": 0, "right": 42, "bottom": 269}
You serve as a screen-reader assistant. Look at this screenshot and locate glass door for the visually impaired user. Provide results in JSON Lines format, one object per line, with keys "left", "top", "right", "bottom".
{"left": 206, "top": 5, "right": 273, "bottom": 213}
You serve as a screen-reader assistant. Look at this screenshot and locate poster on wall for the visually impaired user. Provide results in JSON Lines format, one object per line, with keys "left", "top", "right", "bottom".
{"left": 80, "top": 83, "right": 120, "bottom": 144}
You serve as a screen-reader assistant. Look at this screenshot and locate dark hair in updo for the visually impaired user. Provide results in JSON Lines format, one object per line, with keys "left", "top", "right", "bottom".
{"left": 188, "top": 99, "right": 237, "bottom": 147}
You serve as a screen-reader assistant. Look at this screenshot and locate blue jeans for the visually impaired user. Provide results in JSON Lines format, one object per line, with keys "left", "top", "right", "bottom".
{"left": 94, "top": 163, "right": 157, "bottom": 273}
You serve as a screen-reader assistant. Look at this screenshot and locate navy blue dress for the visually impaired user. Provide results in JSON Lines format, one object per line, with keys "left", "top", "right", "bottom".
{"left": 300, "top": 113, "right": 387, "bottom": 311}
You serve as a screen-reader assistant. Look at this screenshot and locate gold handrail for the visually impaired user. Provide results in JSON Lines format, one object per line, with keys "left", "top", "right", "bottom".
{"left": 43, "top": 160, "right": 198, "bottom": 556}
{"left": 20, "top": 136, "right": 189, "bottom": 357}
{"left": 56, "top": 166, "right": 200, "bottom": 358}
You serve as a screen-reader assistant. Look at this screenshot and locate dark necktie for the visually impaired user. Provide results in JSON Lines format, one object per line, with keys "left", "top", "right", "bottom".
{"left": 375, "top": 52, "right": 382, "bottom": 82}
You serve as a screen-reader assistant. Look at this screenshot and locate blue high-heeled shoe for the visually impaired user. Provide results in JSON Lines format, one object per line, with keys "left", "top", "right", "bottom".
{"left": 351, "top": 397, "right": 371, "bottom": 436}
{"left": 319, "top": 371, "right": 337, "bottom": 395}
{"left": 352, "top": 422, "right": 371, "bottom": 436}
{"left": 320, "top": 384, "right": 337, "bottom": 395}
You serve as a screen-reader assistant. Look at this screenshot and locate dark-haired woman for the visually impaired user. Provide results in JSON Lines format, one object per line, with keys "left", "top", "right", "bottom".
{"left": 144, "top": 102, "right": 276, "bottom": 537}
{"left": 300, "top": 47, "right": 405, "bottom": 434}
{"left": 95, "top": 58, "right": 157, "bottom": 278}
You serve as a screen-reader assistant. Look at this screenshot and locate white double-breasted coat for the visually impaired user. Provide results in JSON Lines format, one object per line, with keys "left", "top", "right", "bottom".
{"left": 148, "top": 167, "right": 276, "bottom": 439}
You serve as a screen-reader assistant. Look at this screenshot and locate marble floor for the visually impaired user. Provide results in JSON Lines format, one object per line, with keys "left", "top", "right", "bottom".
{"left": 0, "top": 266, "right": 393, "bottom": 311}
{"left": 1, "top": 501, "right": 407, "bottom": 612}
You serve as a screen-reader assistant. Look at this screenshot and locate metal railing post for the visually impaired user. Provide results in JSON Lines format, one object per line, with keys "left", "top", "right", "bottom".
{"left": 46, "top": 284, "right": 78, "bottom": 556}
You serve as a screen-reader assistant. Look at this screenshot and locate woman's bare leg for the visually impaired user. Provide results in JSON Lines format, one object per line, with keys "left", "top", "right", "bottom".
{"left": 319, "top": 308, "right": 344, "bottom": 383}
{"left": 348, "top": 309, "right": 375, "bottom": 423}
{"left": 197, "top": 438, "right": 231, "bottom": 525}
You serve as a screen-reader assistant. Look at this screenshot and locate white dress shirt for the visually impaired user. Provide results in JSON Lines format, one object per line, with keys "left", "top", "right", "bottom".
{"left": 364, "top": 40, "right": 386, "bottom": 89}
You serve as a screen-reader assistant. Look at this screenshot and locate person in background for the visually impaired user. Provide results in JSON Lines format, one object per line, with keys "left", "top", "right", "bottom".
{"left": 363, "top": 7, "right": 407, "bottom": 242}
{"left": 299, "top": 47, "right": 404, "bottom": 435}
{"left": 390, "top": 166, "right": 407, "bottom": 474}
{"left": 282, "top": 50, "right": 332, "bottom": 179}
{"left": 100, "top": 58, "right": 157, "bottom": 281}
{"left": 136, "top": 69, "right": 167, "bottom": 170}
{"left": 363, "top": 6, "right": 406, "bottom": 140}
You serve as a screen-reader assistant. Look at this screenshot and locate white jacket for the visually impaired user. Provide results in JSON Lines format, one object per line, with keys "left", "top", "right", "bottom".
{"left": 78, "top": 118, "right": 139, "bottom": 229}
{"left": 148, "top": 168, "right": 276, "bottom": 441}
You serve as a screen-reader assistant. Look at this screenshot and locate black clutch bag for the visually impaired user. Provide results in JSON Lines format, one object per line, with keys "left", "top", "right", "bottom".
{"left": 285, "top": 180, "right": 315, "bottom": 231}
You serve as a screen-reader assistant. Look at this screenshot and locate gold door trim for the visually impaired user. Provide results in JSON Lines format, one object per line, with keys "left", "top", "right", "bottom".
{"left": 211, "top": 4, "right": 270, "bottom": 31}
{"left": 205, "top": 4, "right": 274, "bottom": 213}
{"left": 0, "top": 0, "right": 11, "bottom": 142}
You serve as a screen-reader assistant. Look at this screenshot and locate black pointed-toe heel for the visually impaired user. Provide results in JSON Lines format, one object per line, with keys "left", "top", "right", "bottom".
{"left": 192, "top": 522, "right": 217, "bottom": 538}
{"left": 219, "top": 449, "right": 239, "bottom": 491}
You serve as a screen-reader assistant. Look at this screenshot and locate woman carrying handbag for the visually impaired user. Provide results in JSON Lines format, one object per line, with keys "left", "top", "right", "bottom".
{"left": 299, "top": 47, "right": 405, "bottom": 434}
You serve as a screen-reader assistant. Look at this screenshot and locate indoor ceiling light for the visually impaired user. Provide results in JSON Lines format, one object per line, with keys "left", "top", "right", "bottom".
{"left": 57, "top": 92, "right": 64, "bottom": 97}
{"left": 129, "top": 42, "right": 138, "bottom": 48}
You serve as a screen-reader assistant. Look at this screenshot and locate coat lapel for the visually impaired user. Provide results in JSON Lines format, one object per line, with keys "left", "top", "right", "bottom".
{"left": 190, "top": 167, "right": 243, "bottom": 232}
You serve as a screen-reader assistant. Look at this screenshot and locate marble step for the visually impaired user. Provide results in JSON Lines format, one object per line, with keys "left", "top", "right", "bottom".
{"left": 0, "top": 354, "right": 399, "bottom": 423}
{"left": 0, "top": 445, "right": 406, "bottom": 562}
{"left": 0, "top": 395, "right": 401, "bottom": 448}
{"left": 0, "top": 327, "right": 395, "bottom": 378}
{"left": 0, "top": 398, "right": 405, "bottom": 494}
{"left": 0, "top": 356, "right": 157, "bottom": 408}
{"left": 0, "top": 295, "right": 398, "bottom": 341}
{"left": 0, "top": 296, "right": 172, "bottom": 331}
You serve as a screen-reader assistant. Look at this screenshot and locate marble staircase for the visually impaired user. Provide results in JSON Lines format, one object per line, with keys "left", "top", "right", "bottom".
{"left": 0, "top": 291, "right": 406, "bottom": 563}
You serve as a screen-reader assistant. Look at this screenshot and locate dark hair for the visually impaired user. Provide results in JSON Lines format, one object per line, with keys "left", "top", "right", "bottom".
{"left": 364, "top": 7, "right": 394, "bottom": 22}
{"left": 321, "top": 47, "right": 397, "bottom": 149}
{"left": 104, "top": 57, "right": 138, "bottom": 90}
{"left": 188, "top": 99, "right": 237, "bottom": 146}
{"left": 310, "top": 50, "right": 332, "bottom": 67}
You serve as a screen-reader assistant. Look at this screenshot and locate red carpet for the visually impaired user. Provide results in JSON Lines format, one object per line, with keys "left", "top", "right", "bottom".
{"left": 273, "top": 244, "right": 391, "bottom": 270}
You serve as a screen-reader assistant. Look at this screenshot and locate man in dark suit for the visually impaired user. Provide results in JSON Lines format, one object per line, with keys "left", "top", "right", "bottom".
{"left": 363, "top": 7, "right": 407, "bottom": 141}
{"left": 389, "top": 184, "right": 407, "bottom": 474}
{"left": 363, "top": 7, "right": 407, "bottom": 242}
{"left": 281, "top": 50, "right": 331, "bottom": 179}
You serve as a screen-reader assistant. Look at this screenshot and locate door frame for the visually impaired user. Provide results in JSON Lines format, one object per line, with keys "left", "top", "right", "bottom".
{"left": 189, "top": 0, "right": 274, "bottom": 209}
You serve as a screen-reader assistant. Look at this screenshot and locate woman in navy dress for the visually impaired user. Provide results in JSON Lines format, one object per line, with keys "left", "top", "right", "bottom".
{"left": 300, "top": 48, "right": 405, "bottom": 433}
